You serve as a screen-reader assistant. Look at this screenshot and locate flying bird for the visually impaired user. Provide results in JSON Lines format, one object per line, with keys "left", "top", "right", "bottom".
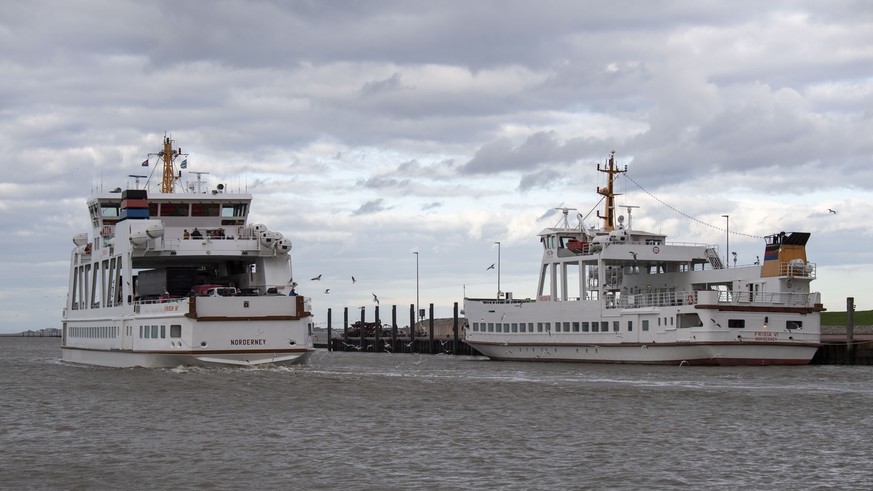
{"left": 629, "top": 251, "right": 637, "bottom": 261}
{"left": 828, "top": 208, "right": 837, "bottom": 214}
{"left": 351, "top": 276, "right": 356, "bottom": 283}
{"left": 324, "top": 288, "right": 330, "bottom": 294}
{"left": 372, "top": 293, "right": 379, "bottom": 305}
{"left": 486, "top": 263, "right": 495, "bottom": 270}
{"left": 311, "top": 274, "right": 322, "bottom": 281}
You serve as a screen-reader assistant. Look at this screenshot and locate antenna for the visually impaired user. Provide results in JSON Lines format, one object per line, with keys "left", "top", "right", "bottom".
{"left": 555, "top": 207, "right": 578, "bottom": 229}
{"left": 128, "top": 175, "right": 148, "bottom": 190}
{"left": 189, "top": 172, "right": 210, "bottom": 194}
{"left": 622, "top": 205, "right": 640, "bottom": 229}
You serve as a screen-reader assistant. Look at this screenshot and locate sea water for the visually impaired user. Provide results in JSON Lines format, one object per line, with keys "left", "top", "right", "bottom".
{"left": 1, "top": 337, "right": 871, "bottom": 490}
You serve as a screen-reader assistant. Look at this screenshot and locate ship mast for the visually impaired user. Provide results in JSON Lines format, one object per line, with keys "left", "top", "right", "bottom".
{"left": 149, "top": 135, "right": 187, "bottom": 193}
{"left": 161, "top": 136, "right": 176, "bottom": 193}
{"left": 596, "top": 151, "right": 627, "bottom": 232}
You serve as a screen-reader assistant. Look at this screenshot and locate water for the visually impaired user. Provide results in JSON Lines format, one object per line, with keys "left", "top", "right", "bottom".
{"left": 1, "top": 337, "right": 871, "bottom": 490}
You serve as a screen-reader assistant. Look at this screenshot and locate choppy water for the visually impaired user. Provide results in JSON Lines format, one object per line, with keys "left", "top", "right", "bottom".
{"left": 1, "top": 337, "right": 872, "bottom": 490}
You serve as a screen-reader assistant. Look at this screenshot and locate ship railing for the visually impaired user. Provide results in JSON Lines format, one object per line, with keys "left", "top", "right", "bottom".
{"left": 776, "top": 261, "right": 816, "bottom": 279}
{"left": 611, "top": 291, "right": 696, "bottom": 309}
{"left": 612, "top": 290, "right": 817, "bottom": 309}
{"left": 716, "top": 290, "right": 817, "bottom": 307}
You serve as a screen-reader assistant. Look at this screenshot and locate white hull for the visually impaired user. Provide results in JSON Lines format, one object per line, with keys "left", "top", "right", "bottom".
{"left": 61, "top": 346, "right": 313, "bottom": 368}
{"left": 467, "top": 339, "right": 817, "bottom": 366}
{"left": 62, "top": 298, "right": 315, "bottom": 368}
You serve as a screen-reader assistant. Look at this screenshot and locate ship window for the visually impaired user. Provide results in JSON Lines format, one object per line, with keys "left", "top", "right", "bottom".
{"left": 192, "top": 203, "right": 220, "bottom": 217}
{"left": 562, "top": 322, "right": 569, "bottom": 332}
{"left": 151, "top": 325, "right": 158, "bottom": 338}
{"left": 487, "top": 323, "right": 494, "bottom": 332}
{"left": 511, "top": 323, "right": 518, "bottom": 333}
{"left": 582, "top": 322, "right": 589, "bottom": 332}
{"left": 628, "top": 321, "right": 633, "bottom": 332}
{"left": 642, "top": 320, "right": 649, "bottom": 331}
{"left": 101, "top": 205, "right": 120, "bottom": 217}
{"left": 591, "top": 322, "right": 598, "bottom": 332}
{"left": 537, "top": 322, "right": 544, "bottom": 332}
{"left": 471, "top": 322, "right": 478, "bottom": 332}
{"left": 786, "top": 320, "right": 802, "bottom": 330}
{"left": 160, "top": 325, "right": 166, "bottom": 338}
{"left": 519, "top": 323, "right": 526, "bottom": 333}
{"left": 528, "top": 323, "right": 534, "bottom": 332}
{"left": 728, "top": 319, "right": 745, "bottom": 328}
{"left": 222, "top": 203, "right": 248, "bottom": 217}
{"left": 613, "top": 321, "right": 619, "bottom": 332}
{"left": 572, "top": 322, "right": 580, "bottom": 332}
{"left": 601, "top": 321, "right": 609, "bottom": 332}
{"left": 545, "top": 322, "right": 551, "bottom": 332}
{"left": 160, "top": 203, "right": 189, "bottom": 216}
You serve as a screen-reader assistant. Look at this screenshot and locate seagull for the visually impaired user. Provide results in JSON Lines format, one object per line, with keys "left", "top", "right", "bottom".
{"left": 351, "top": 276, "right": 356, "bottom": 283}
{"left": 311, "top": 274, "right": 322, "bottom": 281}
{"left": 372, "top": 293, "right": 379, "bottom": 305}
{"left": 828, "top": 208, "right": 837, "bottom": 214}
{"left": 629, "top": 251, "right": 637, "bottom": 261}
{"left": 324, "top": 288, "right": 330, "bottom": 294}
{"left": 486, "top": 263, "right": 495, "bottom": 270}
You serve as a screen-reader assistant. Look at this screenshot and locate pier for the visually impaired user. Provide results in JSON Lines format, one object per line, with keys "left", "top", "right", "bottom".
{"left": 318, "top": 302, "right": 481, "bottom": 357}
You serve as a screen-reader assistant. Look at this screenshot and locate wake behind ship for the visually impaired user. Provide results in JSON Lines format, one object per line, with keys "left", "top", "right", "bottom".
{"left": 464, "top": 152, "right": 823, "bottom": 365}
{"left": 61, "top": 136, "right": 315, "bottom": 367}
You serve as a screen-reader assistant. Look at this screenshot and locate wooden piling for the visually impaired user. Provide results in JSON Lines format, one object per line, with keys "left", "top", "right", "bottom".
{"left": 847, "top": 297, "right": 855, "bottom": 365}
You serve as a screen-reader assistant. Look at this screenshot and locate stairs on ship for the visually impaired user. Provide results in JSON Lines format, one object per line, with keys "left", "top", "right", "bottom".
{"left": 706, "top": 247, "right": 725, "bottom": 269}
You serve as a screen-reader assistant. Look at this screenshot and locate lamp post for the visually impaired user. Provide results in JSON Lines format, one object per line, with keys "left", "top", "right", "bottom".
{"left": 721, "top": 214, "right": 729, "bottom": 268}
{"left": 413, "top": 251, "right": 420, "bottom": 326}
{"left": 494, "top": 241, "right": 501, "bottom": 300}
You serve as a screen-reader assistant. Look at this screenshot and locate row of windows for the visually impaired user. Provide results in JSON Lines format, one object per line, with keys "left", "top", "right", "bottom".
{"left": 100, "top": 202, "right": 248, "bottom": 218}
{"left": 471, "top": 320, "right": 652, "bottom": 333}
{"left": 140, "top": 324, "right": 182, "bottom": 339}
{"left": 472, "top": 318, "right": 803, "bottom": 333}
{"left": 69, "top": 325, "right": 118, "bottom": 339}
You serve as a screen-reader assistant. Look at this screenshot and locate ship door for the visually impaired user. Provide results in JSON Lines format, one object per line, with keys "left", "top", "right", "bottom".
{"left": 121, "top": 321, "right": 133, "bottom": 350}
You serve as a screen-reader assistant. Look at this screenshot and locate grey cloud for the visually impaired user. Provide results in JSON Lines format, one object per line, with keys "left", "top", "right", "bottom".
{"left": 352, "top": 198, "right": 390, "bottom": 216}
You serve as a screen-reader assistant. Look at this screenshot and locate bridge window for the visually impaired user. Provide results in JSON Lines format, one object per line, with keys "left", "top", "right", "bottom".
{"left": 222, "top": 203, "right": 248, "bottom": 217}
{"left": 786, "top": 320, "right": 802, "bottom": 330}
{"left": 170, "top": 324, "right": 181, "bottom": 338}
{"left": 728, "top": 319, "right": 746, "bottom": 328}
{"left": 192, "top": 203, "right": 220, "bottom": 217}
{"left": 160, "top": 203, "right": 189, "bottom": 216}
{"left": 642, "top": 320, "right": 649, "bottom": 331}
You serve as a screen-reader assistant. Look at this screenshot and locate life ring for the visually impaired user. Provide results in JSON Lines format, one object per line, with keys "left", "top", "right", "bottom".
{"left": 687, "top": 294, "right": 694, "bottom": 304}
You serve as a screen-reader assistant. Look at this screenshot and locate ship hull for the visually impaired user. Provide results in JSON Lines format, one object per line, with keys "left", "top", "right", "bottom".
{"left": 61, "top": 346, "right": 314, "bottom": 368}
{"left": 466, "top": 339, "right": 817, "bottom": 366}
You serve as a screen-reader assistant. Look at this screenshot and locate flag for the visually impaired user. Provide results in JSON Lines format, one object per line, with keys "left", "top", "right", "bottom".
{"left": 180, "top": 159, "right": 187, "bottom": 169}
{"left": 141, "top": 159, "right": 148, "bottom": 167}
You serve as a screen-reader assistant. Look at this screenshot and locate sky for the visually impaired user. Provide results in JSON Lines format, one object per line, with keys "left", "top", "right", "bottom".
{"left": 1, "top": 1, "right": 872, "bottom": 333}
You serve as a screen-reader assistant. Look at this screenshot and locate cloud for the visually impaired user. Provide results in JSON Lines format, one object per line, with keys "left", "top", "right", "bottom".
{"left": 352, "top": 199, "right": 390, "bottom": 216}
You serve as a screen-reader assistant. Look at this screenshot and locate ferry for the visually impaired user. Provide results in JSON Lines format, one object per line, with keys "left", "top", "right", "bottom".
{"left": 464, "top": 152, "right": 823, "bottom": 365}
{"left": 61, "top": 136, "right": 315, "bottom": 367}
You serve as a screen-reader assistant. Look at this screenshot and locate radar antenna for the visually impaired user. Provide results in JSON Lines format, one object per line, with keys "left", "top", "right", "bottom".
{"left": 128, "top": 175, "right": 148, "bottom": 190}
{"left": 554, "top": 207, "right": 578, "bottom": 229}
{"left": 189, "top": 172, "right": 210, "bottom": 194}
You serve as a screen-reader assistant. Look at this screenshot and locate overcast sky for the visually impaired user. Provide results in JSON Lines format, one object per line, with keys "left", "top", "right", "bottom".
{"left": 2, "top": 1, "right": 871, "bottom": 333}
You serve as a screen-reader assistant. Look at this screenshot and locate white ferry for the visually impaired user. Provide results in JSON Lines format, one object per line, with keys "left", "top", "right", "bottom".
{"left": 464, "top": 152, "right": 823, "bottom": 365}
{"left": 61, "top": 136, "right": 315, "bottom": 367}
